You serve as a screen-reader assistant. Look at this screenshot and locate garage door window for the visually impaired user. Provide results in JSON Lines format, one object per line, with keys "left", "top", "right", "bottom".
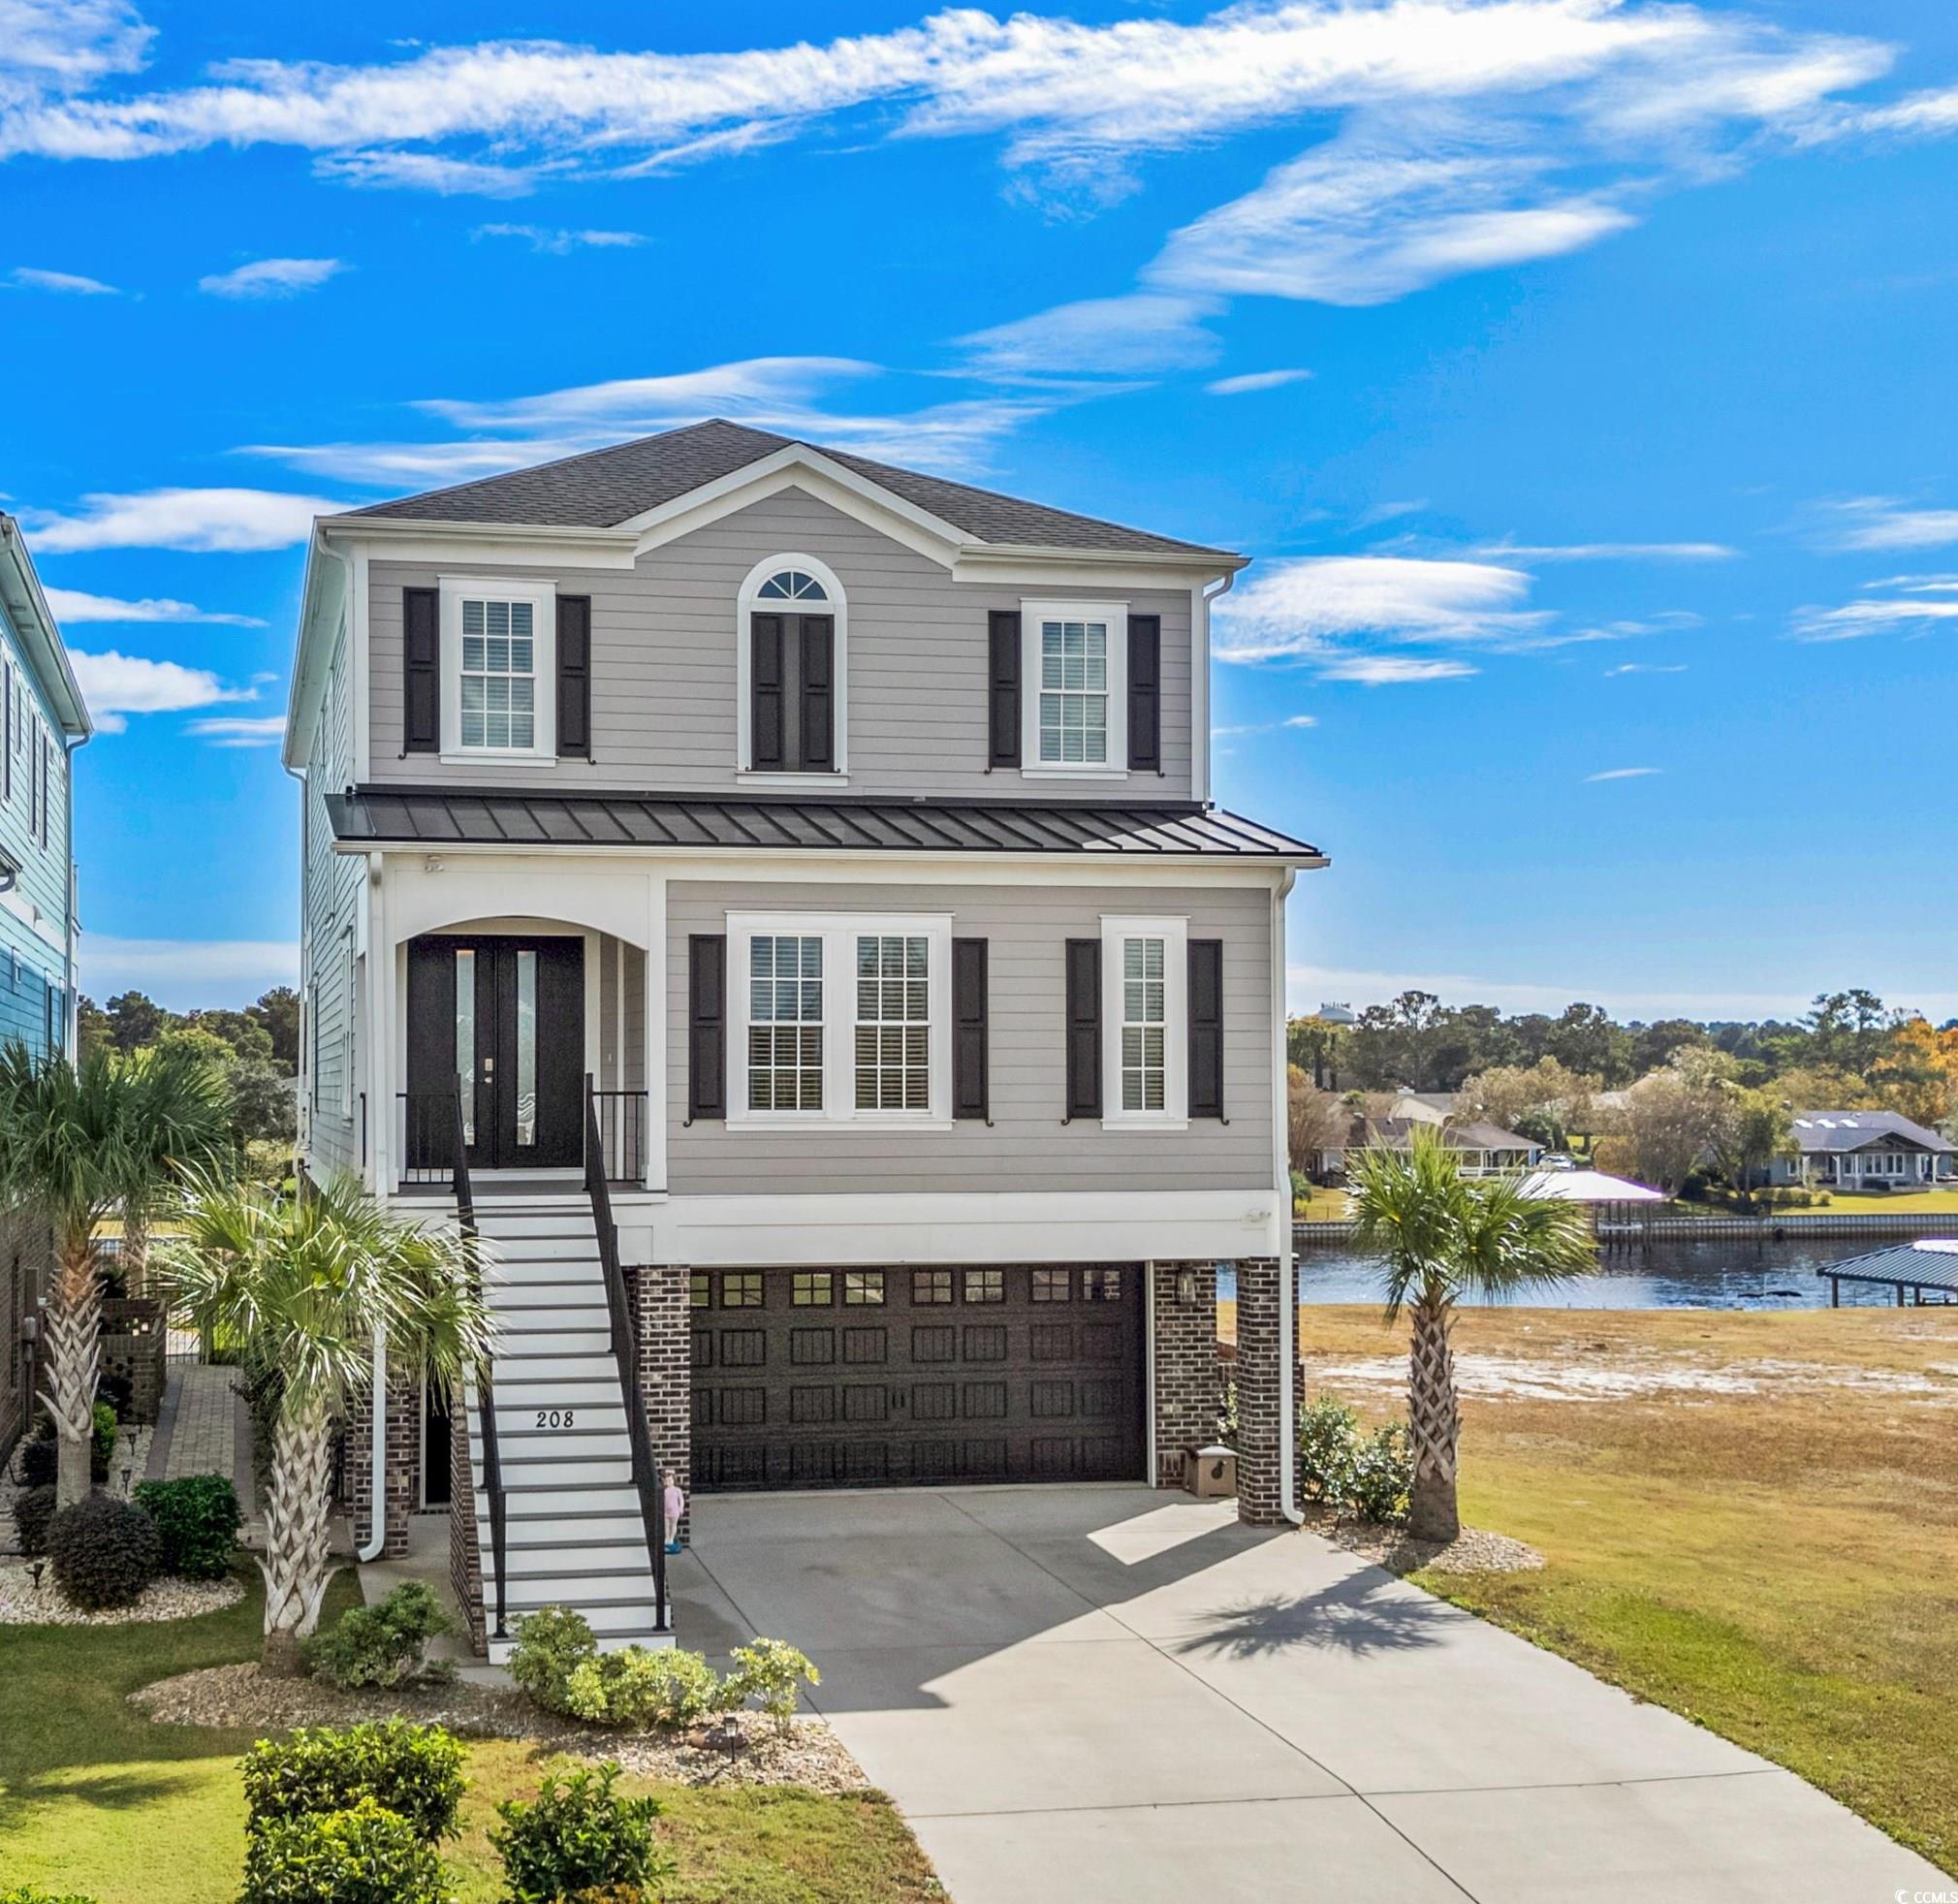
{"left": 912, "top": 1269, "right": 953, "bottom": 1304}
{"left": 963, "top": 1269, "right": 1004, "bottom": 1304}
{"left": 844, "top": 1271, "right": 886, "bottom": 1306}
{"left": 792, "top": 1272, "right": 834, "bottom": 1306}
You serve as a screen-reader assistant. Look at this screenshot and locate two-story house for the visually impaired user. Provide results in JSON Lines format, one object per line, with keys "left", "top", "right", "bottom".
{"left": 0, "top": 513, "right": 92, "bottom": 1461}
{"left": 283, "top": 419, "right": 1322, "bottom": 1658}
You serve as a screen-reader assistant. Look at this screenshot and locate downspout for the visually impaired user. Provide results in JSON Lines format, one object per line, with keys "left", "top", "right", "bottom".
{"left": 1195, "top": 571, "right": 1236, "bottom": 808}
{"left": 1273, "top": 869, "right": 1303, "bottom": 1525}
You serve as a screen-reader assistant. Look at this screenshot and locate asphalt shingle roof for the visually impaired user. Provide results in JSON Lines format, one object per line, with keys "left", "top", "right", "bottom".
{"left": 340, "top": 419, "right": 1237, "bottom": 559}
{"left": 1790, "top": 1111, "right": 1955, "bottom": 1154}
{"left": 324, "top": 786, "right": 1321, "bottom": 860}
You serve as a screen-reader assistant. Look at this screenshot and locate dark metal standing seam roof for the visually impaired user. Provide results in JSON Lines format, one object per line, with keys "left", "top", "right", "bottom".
{"left": 324, "top": 786, "right": 1324, "bottom": 861}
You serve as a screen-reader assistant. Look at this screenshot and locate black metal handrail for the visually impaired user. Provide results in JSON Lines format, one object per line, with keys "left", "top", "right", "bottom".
{"left": 399, "top": 1091, "right": 468, "bottom": 1188}
{"left": 584, "top": 1072, "right": 670, "bottom": 1633}
{"left": 455, "top": 1074, "right": 508, "bottom": 1641}
{"left": 587, "top": 1089, "right": 648, "bottom": 1187}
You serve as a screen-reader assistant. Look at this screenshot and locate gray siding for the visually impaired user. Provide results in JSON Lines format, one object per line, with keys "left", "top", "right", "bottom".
{"left": 366, "top": 488, "right": 1193, "bottom": 798}
{"left": 666, "top": 878, "right": 1273, "bottom": 1198}
{"left": 304, "top": 617, "right": 363, "bottom": 1179}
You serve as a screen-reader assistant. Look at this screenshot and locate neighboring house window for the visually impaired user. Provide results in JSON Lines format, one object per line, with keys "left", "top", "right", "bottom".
{"left": 736, "top": 555, "right": 846, "bottom": 777}
{"left": 1022, "top": 600, "right": 1126, "bottom": 774}
{"left": 438, "top": 578, "right": 556, "bottom": 760}
{"left": 730, "top": 912, "right": 952, "bottom": 1125}
{"left": 1099, "top": 915, "right": 1188, "bottom": 1127}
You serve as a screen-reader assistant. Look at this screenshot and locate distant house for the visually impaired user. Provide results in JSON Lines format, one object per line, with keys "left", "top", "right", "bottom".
{"left": 1771, "top": 1112, "right": 1956, "bottom": 1190}
{"left": 1312, "top": 1108, "right": 1544, "bottom": 1181}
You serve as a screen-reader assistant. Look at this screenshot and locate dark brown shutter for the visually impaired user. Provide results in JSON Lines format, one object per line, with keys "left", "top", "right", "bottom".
{"left": 402, "top": 587, "right": 439, "bottom": 753}
{"left": 1188, "top": 938, "right": 1224, "bottom": 1120}
{"left": 750, "top": 614, "right": 784, "bottom": 771}
{"left": 953, "top": 937, "right": 989, "bottom": 1122}
{"left": 1063, "top": 937, "right": 1101, "bottom": 1121}
{"left": 799, "top": 615, "right": 834, "bottom": 771}
{"left": 687, "top": 935, "right": 727, "bottom": 1122}
{"left": 988, "top": 610, "right": 1021, "bottom": 769}
{"left": 556, "top": 594, "right": 591, "bottom": 758}
{"left": 1127, "top": 614, "right": 1161, "bottom": 773}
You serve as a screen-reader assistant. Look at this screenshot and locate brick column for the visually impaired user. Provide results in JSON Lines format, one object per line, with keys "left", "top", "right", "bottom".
{"left": 1234, "top": 1257, "right": 1286, "bottom": 1526}
{"left": 449, "top": 1391, "right": 487, "bottom": 1657}
{"left": 628, "top": 1264, "right": 691, "bottom": 1543}
{"left": 344, "top": 1363, "right": 416, "bottom": 1559}
{"left": 1150, "top": 1261, "right": 1218, "bottom": 1487}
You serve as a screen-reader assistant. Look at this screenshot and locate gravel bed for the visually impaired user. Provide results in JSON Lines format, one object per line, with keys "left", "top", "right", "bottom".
{"left": 1310, "top": 1512, "right": 1545, "bottom": 1575}
{"left": 130, "top": 1664, "right": 867, "bottom": 1792}
{"left": 0, "top": 1558, "right": 243, "bottom": 1625}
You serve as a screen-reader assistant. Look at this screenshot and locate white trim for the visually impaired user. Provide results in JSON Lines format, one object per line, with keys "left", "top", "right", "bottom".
{"left": 735, "top": 553, "right": 849, "bottom": 776}
{"left": 438, "top": 752, "right": 558, "bottom": 770}
{"left": 735, "top": 771, "right": 850, "bottom": 789}
{"left": 1273, "top": 868, "right": 1299, "bottom": 1525}
{"left": 1100, "top": 914, "right": 1188, "bottom": 1130}
{"left": 436, "top": 575, "right": 557, "bottom": 762}
{"left": 726, "top": 909, "right": 953, "bottom": 1129}
{"left": 1143, "top": 1261, "right": 1158, "bottom": 1486}
{"left": 1194, "top": 573, "right": 1233, "bottom": 806}
{"left": 1021, "top": 598, "right": 1127, "bottom": 776}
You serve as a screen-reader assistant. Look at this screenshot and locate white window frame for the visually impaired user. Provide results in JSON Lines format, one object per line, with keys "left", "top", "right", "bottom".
{"left": 1100, "top": 914, "right": 1187, "bottom": 1130}
{"left": 1022, "top": 598, "right": 1127, "bottom": 778}
{"left": 437, "top": 576, "right": 557, "bottom": 765}
{"left": 727, "top": 910, "right": 952, "bottom": 1128}
{"left": 735, "top": 553, "right": 848, "bottom": 783}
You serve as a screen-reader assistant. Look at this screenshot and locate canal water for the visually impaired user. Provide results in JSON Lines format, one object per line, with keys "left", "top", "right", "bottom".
{"left": 1236, "top": 1238, "right": 1939, "bottom": 1311}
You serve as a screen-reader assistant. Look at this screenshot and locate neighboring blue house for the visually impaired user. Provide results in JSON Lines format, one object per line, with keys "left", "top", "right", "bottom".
{"left": 0, "top": 515, "right": 89, "bottom": 1062}
{"left": 0, "top": 513, "right": 90, "bottom": 1463}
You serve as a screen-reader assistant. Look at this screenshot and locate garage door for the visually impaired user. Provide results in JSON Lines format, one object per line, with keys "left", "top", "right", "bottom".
{"left": 691, "top": 1263, "right": 1146, "bottom": 1492}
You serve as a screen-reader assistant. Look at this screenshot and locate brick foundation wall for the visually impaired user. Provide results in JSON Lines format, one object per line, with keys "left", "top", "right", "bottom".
{"left": 1150, "top": 1261, "right": 1220, "bottom": 1487}
{"left": 0, "top": 1208, "right": 52, "bottom": 1465}
{"left": 99, "top": 1298, "right": 166, "bottom": 1425}
{"left": 627, "top": 1264, "right": 691, "bottom": 1542}
{"left": 449, "top": 1386, "right": 487, "bottom": 1657}
{"left": 343, "top": 1364, "right": 417, "bottom": 1559}
{"left": 1234, "top": 1257, "right": 1287, "bottom": 1526}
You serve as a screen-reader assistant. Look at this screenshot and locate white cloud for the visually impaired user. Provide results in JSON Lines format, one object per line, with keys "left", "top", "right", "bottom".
{"left": 473, "top": 224, "right": 646, "bottom": 254}
{"left": 43, "top": 587, "right": 264, "bottom": 627}
{"left": 1790, "top": 596, "right": 1958, "bottom": 642}
{"left": 1604, "top": 662, "right": 1689, "bottom": 676}
{"left": 198, "top": 256, "right": 345, "bottom": 299}
{"left": 0, "top": 0, "right": 151, "bottom": 117}
{"left": 311, "top": 149, "right": 544, "bottom": 196}
{"left": 1584, "top": 765, "right": 1661, "bottom": 781}
{"left": 1475, "top": 539, "right": 1736, "bottom": 561}
{"left": 68, "top": 649, "right": 254, "bottom": 731}
{"left": 960, "top": 293, "right": 1219, "bottom": 377}
{"left": 19, "top": 486, "right": 343, "bottom": 552}
{"left": 1811, "top": 496, "right": 1958, "bottom": 552}
{"left": 1315, "top": 654, "right": 1477, "bottom": 684}
{"left": 1282, "top": 713, "right": 1318, "bottom": 727}
{"left": 1216, "top": 555, "right": 1542, "bottom": 661}
{"left": 79, "top": 935, "right": 299, "bottom": 1009}
{"left": 187, "top": 714, "right": 287, "bottom": 746}
{"left": 10, "top": 265, "right": 118, "bottom": 294}
{"left": 1206, "top": 367, "right": 1313, "bottom": 396}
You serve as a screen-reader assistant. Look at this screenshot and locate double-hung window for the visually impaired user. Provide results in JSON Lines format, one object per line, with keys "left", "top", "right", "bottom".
{"left": 438, "top": 578, "right": 556, "bottom": 761}
{"left": 1099, "top": 915, "right": 1188, "bottom": 1127}
{"left": 730, "top": 913, "right": 951, "bottom": 1125}
{"left": 1022, "top": 599, "right": 1126, "bottom": 775}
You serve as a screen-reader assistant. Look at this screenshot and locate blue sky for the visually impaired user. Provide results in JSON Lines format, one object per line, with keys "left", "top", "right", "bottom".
{"left": 4, "top": 0, "right": 1957, "bottom": 1016}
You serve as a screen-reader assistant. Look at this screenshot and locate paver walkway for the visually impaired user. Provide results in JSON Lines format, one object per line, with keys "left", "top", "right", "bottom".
{"left": 673, "top": 1485, "right": 1947, "bottom": 1904}
{"left": 149, "top": 1363, "right": 239, "bottom": 1481}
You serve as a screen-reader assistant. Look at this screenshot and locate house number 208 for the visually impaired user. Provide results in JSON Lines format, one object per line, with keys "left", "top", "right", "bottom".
{"left": 535, "top": 1409, "right": 576, "bottom": 1429}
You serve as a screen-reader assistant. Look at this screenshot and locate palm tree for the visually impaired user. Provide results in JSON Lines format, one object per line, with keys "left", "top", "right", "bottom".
{"left": 115, "top": 1041, "right": 233, "bottom": 1294}
{"left": 160, "top": 1173, "right": 491, "bottom": 1673}
{"left": 1348, "top": 1128, "right": 1595, "bottom": 1541}
{"left": 0, "top": 1045, "right": 142, "bottom": 1505}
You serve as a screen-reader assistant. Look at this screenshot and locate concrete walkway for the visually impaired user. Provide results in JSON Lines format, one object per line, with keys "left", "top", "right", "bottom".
{"left": 673, "top": 1485, "right": 1944, "bottom": 1904}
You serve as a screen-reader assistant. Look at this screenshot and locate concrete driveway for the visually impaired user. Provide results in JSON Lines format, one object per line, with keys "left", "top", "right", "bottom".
{"left": 673, "top": 1485, "right": 1943, "bottom": 1903}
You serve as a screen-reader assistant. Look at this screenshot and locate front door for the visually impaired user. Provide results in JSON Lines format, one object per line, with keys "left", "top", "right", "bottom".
{"left": 405, "top": 935, "right": 585, "bottom": 1171}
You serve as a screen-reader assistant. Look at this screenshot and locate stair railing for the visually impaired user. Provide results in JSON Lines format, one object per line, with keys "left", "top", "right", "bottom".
{"left": 584, "top": 1071, "right": 671, "bottom": 1634}
{"left": 455, "top": 1074, "right": 508, "bottom": 1641}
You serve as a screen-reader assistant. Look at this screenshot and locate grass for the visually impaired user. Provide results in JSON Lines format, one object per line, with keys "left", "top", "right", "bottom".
{"left": 1298, "top": 1303, "right": 1958, "bottom": 1876}
{"left": 1292, "top": 1185, "right": 1352, "bottom": 1221}
{"left": 0, "top": 1570, "right": 938, "bottom": 1903}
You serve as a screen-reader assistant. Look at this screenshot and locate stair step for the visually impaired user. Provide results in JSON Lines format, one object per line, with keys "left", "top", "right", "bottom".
{"left": 493, "top": 1342, "right": 616, "bottom": 1366}
{"left": 491, "top": 1457, "right": 634, "bottom": 1487}
{"left": 501, "top": 1595, "right": 666, "bottom": 1632}
{"left": 490, "top": 1411, "right": 630, "bottom": 1441}
{"left": 491, "top": 1356, "right": 618, "bottom": 1382}
{"left": 503, "top": 1539, "right": 647, "bottom": 1568}
{"left": 489, "top": 1627, "right": 674, "bottom": 1664}
{"left": 488, "top": 1485, "right": 647, "bottom": 1514}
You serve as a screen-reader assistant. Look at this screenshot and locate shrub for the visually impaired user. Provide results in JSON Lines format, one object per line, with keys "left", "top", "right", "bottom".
{"left": 1295, "top": 1398, "right": 1413, "bottom": 1526}
{"left": 98, "top": 1369, "right": 135, "bottom": 1422}
{"left": 508, "top": 1605, "right": 599, "bottom": 1715}
{"left": 19, "top": 1416, "right": 54, "bottom": 1488}
{"left": 301, "top": 1581, "right": 454, "bottom": 1690}
{"left": 132, "top": 1473, "right": 241, "bottom": 1580}
{"left": 12, "top": 1482, "right": 57, "bottom": 1558}
{"left": 241, "top": 1722, "right": 466, "bottom": 1844}
{"left": 727, "top": 1637, "right": 820, "bottom": 1735}
{"left": 239, "top": 1796, "right": 452, "bottom": 1904}
{"left": 1, "top": 1887, "right": 103, "bottom": 1903}
{"left": 1296, "top": 1395, "right": 1359, "bottom": 1506}
{"left": 490, "top": 1761, "right": 668, "bottom": 1904}
{"left": 91, "top": 1402, "right": 117, "bottom": 1483}
{"left": 1342, "top": 1422, "right": 1414, "bottom": 1525}
{"left": 562, "top": 1646, "right": 727, "bottom": 1730}
{"left": 47, "top": 1494, "right": 160, "bottom": 1610}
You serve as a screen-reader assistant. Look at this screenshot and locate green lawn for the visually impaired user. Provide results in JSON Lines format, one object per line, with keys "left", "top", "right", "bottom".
{"left": 0, "top": 1570, "right": 938, "bottom": 1904}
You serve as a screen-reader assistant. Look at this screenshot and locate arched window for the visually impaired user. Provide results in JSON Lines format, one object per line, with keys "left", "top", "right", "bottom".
{"left": 737, "top": 555, "right": 847, "bottom": 777}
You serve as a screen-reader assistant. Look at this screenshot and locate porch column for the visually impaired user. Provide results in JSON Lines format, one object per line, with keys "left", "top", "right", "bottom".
{"left": 628, "top": 1263, "right": 691, "bottom": 1543}
{"left": 1149, "top": 1261, "right": 1218, "bottom": 1487}
{"left": 1234, "top": 1257, "right": 1288, "bottom": 1526}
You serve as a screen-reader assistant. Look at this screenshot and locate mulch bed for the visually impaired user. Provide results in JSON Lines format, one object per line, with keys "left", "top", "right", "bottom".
{"left": 129, "top": 1664, "right": 867, "bottom": 1792}
{"left": 1305, "top": 1508, "right": 1545, "bottom": 1576}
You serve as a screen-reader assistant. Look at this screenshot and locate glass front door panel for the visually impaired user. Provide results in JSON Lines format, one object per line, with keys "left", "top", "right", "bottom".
{"left": 455, "top": 948, "right": 477, "bottom": 1146}
{"left": 515, "top": 947, "right": 537, "bottom": 1149}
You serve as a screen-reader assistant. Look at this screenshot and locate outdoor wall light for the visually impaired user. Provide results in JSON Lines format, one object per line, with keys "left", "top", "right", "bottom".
{"left": 1177, "top": 1267, "right": 1197, "bottom": 1306}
